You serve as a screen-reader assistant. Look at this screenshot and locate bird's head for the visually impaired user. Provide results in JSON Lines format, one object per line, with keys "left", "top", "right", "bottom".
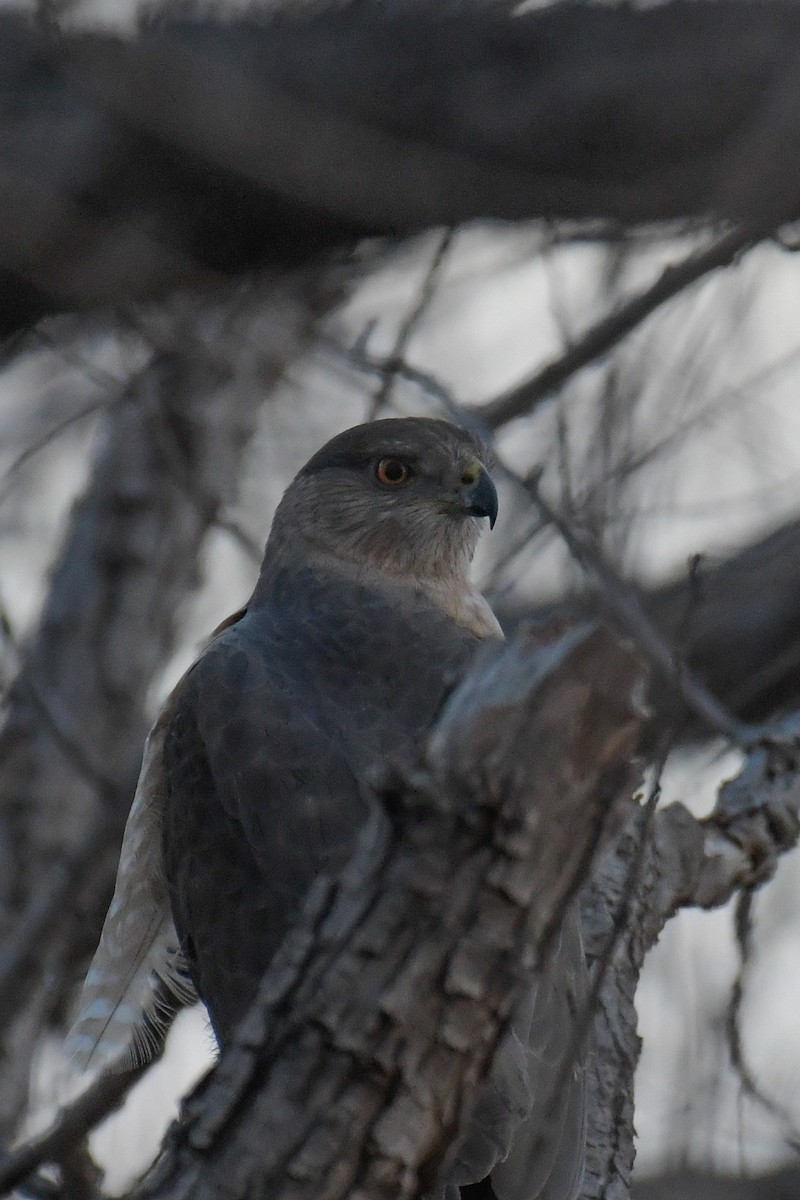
{"left": 268, "top": 417, "right": 498, "bottom": 582}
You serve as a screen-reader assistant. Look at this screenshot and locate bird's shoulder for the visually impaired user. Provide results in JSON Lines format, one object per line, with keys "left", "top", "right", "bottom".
{"left": 161, "top": 556, "right": 496, "bottom": 808}
{"left": 185, "top": 558, "right": 492, "bottom": 715}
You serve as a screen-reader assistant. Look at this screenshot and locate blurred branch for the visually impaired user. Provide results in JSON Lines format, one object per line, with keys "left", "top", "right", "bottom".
{"left": 495, "top": 516, "right": 800, "bottom": 731}
{"left": 0, "top": 1062, "right": 145, "bottom": 1198}
{"left": 0, "top": 279, "right": 325, "bottom": 1134}
{"left": 726, "top": 889, "right": 800, "bottom": 1148}
{"left": 480, "top": 227, "right": 758, "bottom": 431}
{"left": 0, "top": 398, "right": 111, "bottom": 511}
{"left": 2, "top": 3, "right": 800, "bottom": 333}
{"left": 0, "top": 605, "right": 118, "bottom": 794}
{"left": 366, "top": 229, "right": 453, "bottom": 418}
{"left": 0, "top": 806, "right": 111, "bottom": 1020}
{"left": 520, "top": 471, "right": 754, "bottom": 745}
{"left": 650, "top": 523, "right": 800, "bottom": 724}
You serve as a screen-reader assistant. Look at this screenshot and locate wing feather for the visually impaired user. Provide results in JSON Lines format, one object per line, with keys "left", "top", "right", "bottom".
{"left": 437, "top": 910, "right": 587, "bottom": 1200}
{"left": 68, "top": 702, "right": 197, "bottom": 1071}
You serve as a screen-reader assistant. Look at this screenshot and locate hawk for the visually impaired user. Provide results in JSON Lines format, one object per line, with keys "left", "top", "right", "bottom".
{"left": 71, "top": 417, "right": 585, "bottom": 1200}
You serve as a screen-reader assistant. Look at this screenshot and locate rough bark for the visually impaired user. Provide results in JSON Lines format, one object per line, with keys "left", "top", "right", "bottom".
{"left": 580, "top": 728, "right": 800, "bottom": 1198}
{"left": 495, "top": 516, "right": 800, "bottom": 732}
{"left": 128, "top": 624, "right": 646, "bottom": 1200}
{"left": 0, "top": 280, "right": 321, "bottom": 1133}
{"left": 2, "top": 1, "right": 800, "bottom": 333}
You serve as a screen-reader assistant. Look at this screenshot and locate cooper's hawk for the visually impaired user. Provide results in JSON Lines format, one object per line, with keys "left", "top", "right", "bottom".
{"left": 71, "top": 417, "right": 585, "bottom": 1200}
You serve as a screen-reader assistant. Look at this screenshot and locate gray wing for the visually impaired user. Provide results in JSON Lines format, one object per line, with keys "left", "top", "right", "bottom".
{"left": 438, "top": 908, "right": 587, "bottom": 1200}
{"left": 161, "top": 632, "right": 368, "bottom": 1038}
{"left": 491, "top": 909, "right": 587, "bottom": 1200}
{"left": 69, "top": 703, "right": 197, "bottom": 1071}
{"left": 161, "top": 563, "right": 482, "bottom": 1042}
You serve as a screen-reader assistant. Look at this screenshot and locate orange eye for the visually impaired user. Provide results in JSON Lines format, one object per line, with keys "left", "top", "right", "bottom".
{"left": 376, "top": 458, "right": 411, "bottom": 485}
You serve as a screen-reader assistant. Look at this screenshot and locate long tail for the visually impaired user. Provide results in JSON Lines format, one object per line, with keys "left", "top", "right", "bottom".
{"left": 68, "top": 707, "right": 197, "bottom": 1072}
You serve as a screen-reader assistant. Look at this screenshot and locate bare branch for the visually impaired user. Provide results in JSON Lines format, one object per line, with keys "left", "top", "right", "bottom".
{"left": 520, "top": 471, "right": 755, "bottom": 746}
{"left": 3, "top": 4, "right": 800, "bottom": 333}
{"left": 0, "top": 279, "right": 324, "bottom": 1132}
{"left": 0, "top": 1063, "right": 146, "bottom": 1198}
{"left": 367, "top": 229, "right": 454, "bottom": 419}
{"left": 480, "top": 227, "right": 759, "bottom": 431}
{"left": 581, "top": 722, "right": 800, "bottom": 1197}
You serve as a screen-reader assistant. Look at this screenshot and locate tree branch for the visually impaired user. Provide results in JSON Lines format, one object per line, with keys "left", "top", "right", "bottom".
{"left": 581, "top": 720, "right": 800, "bottom": 1197}
{"left": 0, "top": 279, "right": 323, "bottom": 1132}
{"left": 479, "top": 228, "right": 759, "bottom": 431}
{"left": 515, "top": 471, "right": 754, "bottom": 746}
{"left": 0, "top": 1062, "right": 145, "bottom": 1198}
{"left": 2, "top": 2, "right": 800, "bottom": 332}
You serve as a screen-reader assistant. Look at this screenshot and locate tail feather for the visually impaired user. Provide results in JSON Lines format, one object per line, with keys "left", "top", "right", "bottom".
{"left": 68, "top": 706, "right": 197, "bottom": 1072}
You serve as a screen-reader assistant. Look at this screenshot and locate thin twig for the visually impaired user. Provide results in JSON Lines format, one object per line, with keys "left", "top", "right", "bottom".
{"left": 480, "top": 226, "right": 760, "bottom": 430}
{"left": 0, "top": 399, "right": 111, "bottom": 511}
{"left": 523, "top": 471, "right": 757, "bottom": 746}
{"left": 478, "top": 512, "right": 551, "bottom": 597}
{"left": 0, "top": 604, "right": 117, "bottom": 794}
{"left": 333, "top": 339, "right": 459, "bottom": 415}
{"left": 29, "top": 327, "right": 129, "bottom": 393}
{"left": 0, "top": 1063, "right": 147, "bottom": 1197}
{"left": 327, "top": 333, "right": 497, "bottom": 460}
{"left": 0, "top": 329, "right": 164, "bottom": 510}
{"left": 726, "top": 889, "right": 800, "bottom": 1150}
{"left": 0, "top": 811, "right": 114, "bottom": 1015}
{"left": 366, "top": 228, "right": 454, "bottom": 418}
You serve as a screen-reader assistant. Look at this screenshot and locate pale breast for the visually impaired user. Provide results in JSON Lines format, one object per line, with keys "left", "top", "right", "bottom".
{"left": 417, "top": 577, "right": 504, "bottom": 641}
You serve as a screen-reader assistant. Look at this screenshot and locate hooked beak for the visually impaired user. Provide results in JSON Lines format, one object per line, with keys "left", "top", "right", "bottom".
{"left": 462, "top": 465, "right": 498, "bottom": 529}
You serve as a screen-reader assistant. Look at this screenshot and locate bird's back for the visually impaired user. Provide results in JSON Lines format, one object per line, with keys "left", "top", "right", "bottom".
{"left": 161, "top": 558, "right": 484, "bottom": 1039}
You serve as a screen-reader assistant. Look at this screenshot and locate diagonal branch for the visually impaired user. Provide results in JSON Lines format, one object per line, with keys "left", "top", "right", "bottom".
{"left": 519, "top": 471, "right": 754, "bottom": 745}
{"left": 480, "top": 227, "right": 760, "bottom": 431}
{"left": 0, "top": 1063, "right": 146, "bottom": 1198}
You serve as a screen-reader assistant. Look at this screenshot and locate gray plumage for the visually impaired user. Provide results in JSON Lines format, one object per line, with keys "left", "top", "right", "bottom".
{"left": 71, "top": 417, "right": 585, "bottom": 1199}
{"left": 68, "top": 706, "right": 197, "bottom": 1070}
